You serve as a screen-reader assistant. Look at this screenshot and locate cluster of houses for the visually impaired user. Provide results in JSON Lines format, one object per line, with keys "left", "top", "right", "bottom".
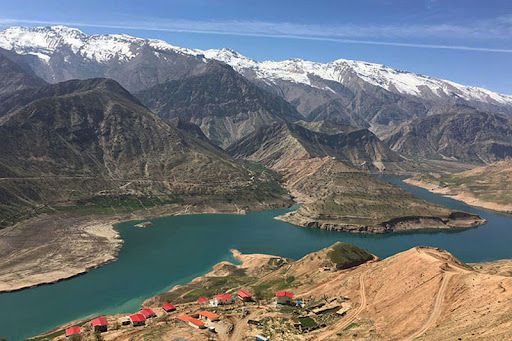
{"left": 64, "top": 288, "right": 296, "bottom": 338}
{"left": 64, "top": 303, "right": 176, "bottom": 337}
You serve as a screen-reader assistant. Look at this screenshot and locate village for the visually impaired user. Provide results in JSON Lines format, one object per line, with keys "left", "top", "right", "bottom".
{"left": 32, "top": 242, "right": 373, "bottom": 341}
{"left": 32, "top": 241, "right": 510, "bottom": 341}
{"left": 47, "top": 286, "right": 355, "bottom": 341}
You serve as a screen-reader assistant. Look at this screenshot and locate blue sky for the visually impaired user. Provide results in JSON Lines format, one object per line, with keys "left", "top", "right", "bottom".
{"left": 0, "top": 0, "right": 511, "bottom": 94}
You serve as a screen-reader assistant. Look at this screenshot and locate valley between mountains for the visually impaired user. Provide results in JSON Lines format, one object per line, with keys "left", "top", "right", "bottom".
{"left": 0, "top": 25, "right": 511, "bottom": 340}
{"left": 0, "top": 24, "right": 507, "bottom": 291}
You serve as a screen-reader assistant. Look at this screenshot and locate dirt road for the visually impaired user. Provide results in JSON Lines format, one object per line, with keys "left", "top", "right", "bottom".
{"left": 317, "top": 271, "right": 367, "bottom": 340}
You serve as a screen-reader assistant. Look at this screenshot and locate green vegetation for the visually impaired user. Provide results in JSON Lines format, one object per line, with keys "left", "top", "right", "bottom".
{"left": 252, "top": 275, "right": 299, "bottom": 300}
{"left": 327, "top": 242, "right": 373, "bottom": 269}
{"left": 298, "top": 316, "right": 319, "bottom": 329}
{"left": 344, "top": 322, "right": 360, "bottom": 330}
{"left": 156, "top": 270, "right": 255, "bottom": 304}
{"left": 37, "top": 195, "right": 183, "bottom": 216}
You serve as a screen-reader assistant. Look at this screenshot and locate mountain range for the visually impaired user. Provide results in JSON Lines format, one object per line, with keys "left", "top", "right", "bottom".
{"left": 0, "top": 49, "right": 289, "bottom": 227}
{"left": 0, "top": 24, "right": 509, "bottom": 230}
{"left": 1, "top": 25, "right": 511, "bottom": 164}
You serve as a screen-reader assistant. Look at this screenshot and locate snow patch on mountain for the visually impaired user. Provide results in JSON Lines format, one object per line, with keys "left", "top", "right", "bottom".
{"left": 1, "top": 25, "right": 511, "bottom": 106}
{"left": 0, "top": 25, "right": 202, "bottom": 63}
{"left": 204, "top": 48, "right": 512, "bottom": 105}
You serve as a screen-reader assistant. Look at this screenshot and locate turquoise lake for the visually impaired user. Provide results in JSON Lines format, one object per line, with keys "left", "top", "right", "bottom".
{"left": 1, "top": 176, "right": 512, "bottom": 340}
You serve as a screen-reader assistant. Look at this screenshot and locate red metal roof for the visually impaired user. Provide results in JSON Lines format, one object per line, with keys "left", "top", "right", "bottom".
{"left": 214, "top": 293, "right": 233, "bottom": 301}
{"left": 162, "top": 302, "right": 176, "bottom": 311}
{"left": 276, "top": 291, "right": 294, "bottom": 298}
{"left": 197, "top": 296, "right": 208, "bottom": 304}
{"left": 130, "top": 313, "right": 146, "bottom": 323}
{"left": 140, "top": 308, "right": 156, "bottom": 318}
{"left": 178, "top": 314, "right": 205, "bottom": 327}
{"left": 65, "top": 326, "right": 81, "bottom": 336}
{"left": 238, "top": 289, "right": 252, "bottom": 298}
{"left": 91, "top": 316, "right": 108, "bottom": 327}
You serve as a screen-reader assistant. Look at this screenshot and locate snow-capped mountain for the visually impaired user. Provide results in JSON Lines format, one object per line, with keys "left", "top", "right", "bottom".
{"left": 0, "top": 25, "right": 202, "bottom": 63}
{"left": 1, "top": 25, "right": 511, "bottom": 106}
{"left": 0, "top": 25, "right": 207, "bottom": 91}
{"left": 203, "top": 48, "right": 512, "bottom": 106}
{"left": 1, "top": 25, "right": 511, "bottom": 125}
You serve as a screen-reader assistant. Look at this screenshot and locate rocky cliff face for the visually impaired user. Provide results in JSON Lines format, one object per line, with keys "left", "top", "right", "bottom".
{"left": 136, "top": 62, "right": 302, "bottom": 148}
{"left": 0, "top": 74, "right": 289, "bottom": 227}
{"left": 0, "top": 48, "right": 46, "bottom": 96}
{"left": 228, "top": 121, "right": 402, "bottom": 172}
{"left": 386, "top": 107, "right": 512, "bottom": 163}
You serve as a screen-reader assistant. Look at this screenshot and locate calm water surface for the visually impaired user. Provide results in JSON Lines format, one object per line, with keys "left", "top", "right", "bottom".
{"left": 1, "top": 176, "right": 511, "bottom": 340}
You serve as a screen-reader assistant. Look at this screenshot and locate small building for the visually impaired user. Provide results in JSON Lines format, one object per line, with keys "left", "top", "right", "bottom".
{"left": 177, "top": 314, "right": 206, "bottom": 329}
{"left": 198, "top": 310, "right": 220, "bottom": 322}
{"left": 90, "top": 316, "right": 108, "bottom": 333}
{"left": 211, "top": 293, "right": 234, "bottom": 306}
{"left": 255, "top": 335, "right": 269, "bottom": 341}
{"left": 238, "top": 289, "right": 253, "bottom": 302}
{"left": 119, "top": 316, "right": 131, "bottom": 326}
{"left": 197, "top": 296, "right": 209, "bottom": 305}
{"left": 162, "top": 302, "right": 176, "bottom": 313}
{"left": 65, "top": 326, "right": 81, "bottom": 337}
{"left": 276, "top": 291, "right": 294, "bottom": 305}
{"left": 140, "top": 308, "right": 156, "bottom": 319}
{"left": 130, "top": 313, "right": 146, "bottom": 327}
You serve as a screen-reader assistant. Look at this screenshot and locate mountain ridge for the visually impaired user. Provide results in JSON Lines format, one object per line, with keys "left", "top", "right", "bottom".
{"left": 136, "top": 61, "right": 302, "bottom": 147}
{"left": 1, "top": 25, "right": 511, "bottom": 107}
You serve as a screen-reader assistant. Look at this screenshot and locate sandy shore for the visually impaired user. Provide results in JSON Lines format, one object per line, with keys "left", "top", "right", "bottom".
{"left": 404, "top": 178, "right": 512, "bottom": 213}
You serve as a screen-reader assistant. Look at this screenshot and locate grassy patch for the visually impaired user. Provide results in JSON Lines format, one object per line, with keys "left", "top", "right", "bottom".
{"left": 156, "top": 272, "right": 255, "bottom": 304}
{"left": 327, "top": 242, "right": 373, "bottom": 269}
{"left": 252, "top": 275, "right": 299, "bottom": 300}
{"left": 298, "top": 316, "right": 319, "bottom": 329}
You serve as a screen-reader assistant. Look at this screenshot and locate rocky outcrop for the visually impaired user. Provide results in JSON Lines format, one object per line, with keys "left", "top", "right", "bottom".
{"left": 228, "top": 121, "right": 402, "bottom": 172}
{"left": 137, "top": 62, "right": 302, "bottom": 148}
{"left": 386, "top": 108, "right": 512, "bottom": 163}
{"left": 278, "top": 210, "right": 485, "bottom": 234}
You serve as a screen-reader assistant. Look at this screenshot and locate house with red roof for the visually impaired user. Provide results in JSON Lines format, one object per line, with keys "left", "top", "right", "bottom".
{"left": 276, "top": 291, "right": 294, "bottom": 305}
{"left": 162, "top": 302, "right": 176, "bottom": 313}
{"left": 177, "top": 314, "right": 206, "bottom": 329}
{"left": 129, "top": 313, "right": 146, "bottom": 327}
{"left": 211, "top": 293, "right": 234, "bottom": 306}
{"left": 91, "top": 316, "right": 108, "bottom": 332}
{"left": 238, "top": 289, "right": 253, "bottom": 302}
{"left": 197, "top": 296, "right": 208, "bottom": 305}
{"left": 198, "top": 310, "right": 220, "bottom": 322}
{"left": 65, "top": 326, "right": 81, "bottom": 337}
{"left": 140, "top": 308, "right": 156, "bottom": 319}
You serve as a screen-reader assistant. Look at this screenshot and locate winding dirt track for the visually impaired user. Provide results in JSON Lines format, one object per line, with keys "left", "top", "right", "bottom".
{"left": 406, "top": 272, "right": 453, "bottom": 340}
{"left": 317, "top": 271, "right": 367, "bottom": 340}
{"left": 406, "top": 247, "right": 471, "bottom": 340}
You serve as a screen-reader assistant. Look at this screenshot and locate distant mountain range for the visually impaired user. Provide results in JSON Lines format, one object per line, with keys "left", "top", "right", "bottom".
{"left": 1, "top": 25, "right": 511, "bottom": 164}
{"left": 0, "top": 24, "right": 510, "bottom": 229}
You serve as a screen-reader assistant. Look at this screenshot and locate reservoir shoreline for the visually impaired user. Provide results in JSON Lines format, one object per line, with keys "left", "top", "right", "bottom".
{"left": 404, "top": 177, "right": 512, "bottom": 214}
{"left": 1, "top": 177, "right": 512, "bottom": 341}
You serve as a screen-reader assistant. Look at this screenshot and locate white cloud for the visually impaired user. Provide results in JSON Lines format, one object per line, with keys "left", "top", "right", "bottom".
{"left": 1, "top": 16, "right": 512, "bottom": 53}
